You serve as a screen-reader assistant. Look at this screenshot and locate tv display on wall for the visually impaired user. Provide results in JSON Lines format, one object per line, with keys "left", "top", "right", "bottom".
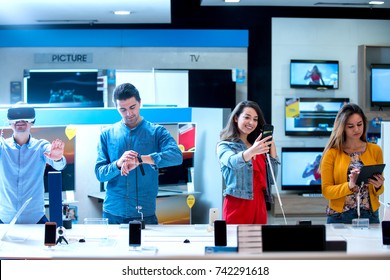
{"left": 1, "top": 126, "right": 75, "bottom": 193}
{"left": 285, "top": 97, "right": 349, "bottom": 136}
{"left": 290, "top": 59, "right": 339, "bottom": 89}
{"left": 281, "top": 147, "right": 324, "bottom": 193}
{"left": 24, "top": 69, "right": 105, "bottom": 108}
{"left": 370, "top": 64, "right": 390, "bottom": 107}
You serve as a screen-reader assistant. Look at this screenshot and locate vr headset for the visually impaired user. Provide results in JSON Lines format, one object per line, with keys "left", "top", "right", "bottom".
{"left": 7, "top": 106, "right": 36, "bottom": 124}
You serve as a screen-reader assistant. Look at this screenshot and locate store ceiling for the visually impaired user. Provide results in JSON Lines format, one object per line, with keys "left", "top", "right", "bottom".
{"left": 201, "top": 0, "right": 390, "bottom": 9}
{"left": 0, "top": 0, "right": 388, "bottom": 26}
{"left": 0, "top": 0, "right": 171, "bottom": 26}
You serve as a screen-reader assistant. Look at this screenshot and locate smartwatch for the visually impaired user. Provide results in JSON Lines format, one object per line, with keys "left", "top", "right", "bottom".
{"left": 137, "top": 154, "right": 145, "bottom": 176}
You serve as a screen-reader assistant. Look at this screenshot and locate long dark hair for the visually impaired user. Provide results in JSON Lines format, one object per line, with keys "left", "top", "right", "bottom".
{"left": 220, "top": 100, "right": 266, "bottom": 144}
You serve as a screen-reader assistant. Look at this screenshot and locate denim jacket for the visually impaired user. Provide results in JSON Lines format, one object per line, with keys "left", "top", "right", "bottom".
{"left": 217, "top": 140, "right": 279, "bottom": 203}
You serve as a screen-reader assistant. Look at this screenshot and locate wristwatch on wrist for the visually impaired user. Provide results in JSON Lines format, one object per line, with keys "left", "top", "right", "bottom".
{"left": 137, "top": 154, "right": 143, "bottom": 164}
{"left": 137, "top": 154, "right": 145, "bottom": 176}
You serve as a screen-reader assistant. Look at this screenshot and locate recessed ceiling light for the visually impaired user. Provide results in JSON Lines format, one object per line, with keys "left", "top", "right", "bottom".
{"left": 369, "top": 1, "right": 384, "bottom": 4}
{"left": 113, "top": 10, "right": 131, "bottom": 16}
{"left": 224, "top": 0, "right": 241, "bottom": 3}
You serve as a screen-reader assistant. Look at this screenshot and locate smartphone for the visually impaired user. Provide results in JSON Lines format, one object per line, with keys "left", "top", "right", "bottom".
{"left": 382, "top": 221, "right": 390, "bottom": 245}
{"left": 44, "top": 222, "right": 57, "bottom": 246}
{"left": 214, "top": 220, "right": 227, "bottom": 246}
{"left": 129, "top": 220, "right": 142, "bottom": 247}
{"left": 209, "top": 208, "right": 219, "bottom": 226}
{"left": 261, "top": 124, "right": 274, "bottom": 140}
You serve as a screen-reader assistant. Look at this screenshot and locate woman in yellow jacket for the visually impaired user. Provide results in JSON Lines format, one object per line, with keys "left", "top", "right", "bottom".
{"left": 320, "top": 103, "right": 385, "bottom": 224}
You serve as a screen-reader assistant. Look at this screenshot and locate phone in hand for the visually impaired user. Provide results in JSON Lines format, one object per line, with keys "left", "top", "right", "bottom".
{"left": 261, "top": 124, "right": 274, "bottom": 140}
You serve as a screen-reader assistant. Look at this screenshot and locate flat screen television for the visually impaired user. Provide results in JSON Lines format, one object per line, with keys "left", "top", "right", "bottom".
{"left": 1, "top": 125, "right": 75, "bottom": 193}
{"left": 290, "top": 59, "right": 339, "bottom": 89}
{"left": 281, "top": 147, "right": 324, "bottom": 193}
{"left": 285, "top": 97, "right": 349, "bottom": 136}
{"left": 24, "top": 69, "right": 105, "bottom": 108}
{"left": 370, "top": 64, "right": 390, "bottom": 107}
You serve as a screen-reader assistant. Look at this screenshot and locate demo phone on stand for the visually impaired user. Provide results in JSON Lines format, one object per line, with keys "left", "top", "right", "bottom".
{"left": 44, "top": 222, "right": 57, "bottom": 247}
{"left": 209, "top": 208, "right": 219, "bottom": 226}
{"left": 382, "top": 221, "right": 390, "bottom": 245}
{"left": 214, "top": 220, "right": 227, "bottom": 246}
{"left": 129, "top": 220, "right": 142, "bottom": 247}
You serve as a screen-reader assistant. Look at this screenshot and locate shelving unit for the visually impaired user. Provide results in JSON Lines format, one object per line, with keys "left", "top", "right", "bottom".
{"left": 358, "top": 45, "right": 390, "bottom": 120}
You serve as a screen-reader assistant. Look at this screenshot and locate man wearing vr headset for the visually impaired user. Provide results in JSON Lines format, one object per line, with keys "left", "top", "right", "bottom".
{"left": 0, "top": 103, "right": 66, "bottom": 224}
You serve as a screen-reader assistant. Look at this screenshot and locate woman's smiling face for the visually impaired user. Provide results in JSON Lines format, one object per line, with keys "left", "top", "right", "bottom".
{"left": 235, "top": 107, "right": 258, "bottom": 137}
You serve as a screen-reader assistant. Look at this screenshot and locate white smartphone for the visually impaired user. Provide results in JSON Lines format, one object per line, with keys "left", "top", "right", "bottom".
{"left": 209, "top": 208, "right": 219, "bottom": 226}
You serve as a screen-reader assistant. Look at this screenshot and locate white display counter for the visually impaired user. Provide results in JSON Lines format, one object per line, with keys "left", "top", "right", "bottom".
{"left": 0, "top": 224, "right": 389, "bottom": 260}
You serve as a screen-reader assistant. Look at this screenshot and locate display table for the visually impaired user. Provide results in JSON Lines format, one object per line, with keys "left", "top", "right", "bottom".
{"left": 88, "top": 187, "right": 200, "bottom": 224}
{"left": 0, "top": 224, "right": 389, "bottom": 259}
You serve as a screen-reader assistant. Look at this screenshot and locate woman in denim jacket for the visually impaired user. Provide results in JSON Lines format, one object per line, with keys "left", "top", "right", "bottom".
{"left": 217, "top": 101, "right": 279, "bottom": 224}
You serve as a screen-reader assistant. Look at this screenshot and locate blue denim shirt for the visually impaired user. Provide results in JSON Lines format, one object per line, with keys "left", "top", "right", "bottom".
{"left": 95, "top": 119, "right": 183, "bottom": 218}
{"left": 217, "top": 140, "right": 279, "bottom": 202}
{"left": 0, "top": 136, "right": 66, "bottom": 224}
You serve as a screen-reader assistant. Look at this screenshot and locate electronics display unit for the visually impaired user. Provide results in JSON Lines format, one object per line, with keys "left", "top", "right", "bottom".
{"left": 1, "top": 126, "right": 75, "bottom": 193}
{"left": 290, "top": 59, "right": 339, "bottom": 89}
{"left": 24, "top": 69, "right": 105, "bottom": 108}
{"left": 370, "top": 64, "right": 390, "bottom": 107}
{"left": 285, "top": 97, "right": 349, "bottom": 136}
{"left": 281, "top": 147, "right": 324, "bottom": 193}
{"left": 158, "top": 123, "right": 195, "bottom": 187}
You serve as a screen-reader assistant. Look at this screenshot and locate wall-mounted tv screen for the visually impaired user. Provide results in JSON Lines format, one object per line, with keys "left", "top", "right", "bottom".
{"left": 370, "top": 64, "right": 390, "bottom": 108}
{"left": 281, "top": 147, "right": 324, "bottom": 193}
{"left": 24, "top": 69, "right": 105, "bottom": 108}
{"left": 290, "top": 59, "right": 339, "bottom": 89}
{"left": 285, "top": 97, "right": 349, "bottom": 136}
{"left": 1, "top": 126, "right": 75, "bottom": 193}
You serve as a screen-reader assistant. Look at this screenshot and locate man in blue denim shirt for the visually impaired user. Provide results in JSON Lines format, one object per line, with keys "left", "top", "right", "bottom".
{"left": 0, "top": 103, "right": 66, "bottom": 224}
{"left": 95, "top": 83, "right": 182, "bottom": 225}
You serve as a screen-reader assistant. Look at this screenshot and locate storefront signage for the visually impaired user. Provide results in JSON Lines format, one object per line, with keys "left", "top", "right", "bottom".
{"left": 34, "top": 53, "right": 93, "bottom": 63}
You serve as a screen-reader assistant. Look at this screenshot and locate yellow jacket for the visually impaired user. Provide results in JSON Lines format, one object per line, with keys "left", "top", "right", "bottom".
{"left": 321, "top": 143, "right": 384, "bottom": 213}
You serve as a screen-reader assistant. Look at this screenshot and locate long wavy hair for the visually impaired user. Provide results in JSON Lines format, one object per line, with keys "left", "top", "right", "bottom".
{"left": 219, "top": 100, "right": 266, "bottom": 144}
{"left": 322, "top": 103, "right": 368, "bottom": 156}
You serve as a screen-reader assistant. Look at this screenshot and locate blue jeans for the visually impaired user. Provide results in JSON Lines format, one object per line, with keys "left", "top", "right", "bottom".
{"left": 103, "top": 211, "right": 158, "bottom": 225}
{"left": 327, "top": 208, "right": 379, "bottom": 224}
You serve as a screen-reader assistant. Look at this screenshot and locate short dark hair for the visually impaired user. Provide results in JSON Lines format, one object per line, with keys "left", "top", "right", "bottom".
{"left": 112, "top": 83, "right": 141, "bottom": 106}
